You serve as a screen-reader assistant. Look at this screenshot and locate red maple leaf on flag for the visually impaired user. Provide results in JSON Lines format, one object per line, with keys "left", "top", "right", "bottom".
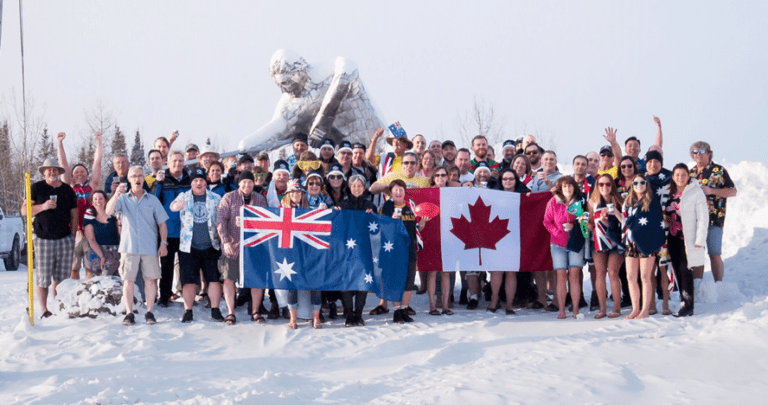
{"left": 450, "top": 196, "right": 511, "bottom": 266}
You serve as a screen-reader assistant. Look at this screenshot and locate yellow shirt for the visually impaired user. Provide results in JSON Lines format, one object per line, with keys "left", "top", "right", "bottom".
{"left": 598, "top": 165, "right": 619, "bottom": 179}
{"left": 372, "top": 154, "right": 403, "bottom": 175}
{"left": 374, "top": 171, "right": 431, "bottom": 189}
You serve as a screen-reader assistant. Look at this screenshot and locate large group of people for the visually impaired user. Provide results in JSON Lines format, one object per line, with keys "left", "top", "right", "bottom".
{"left": 23, "top": 116, "right": 737, "bottom": 328}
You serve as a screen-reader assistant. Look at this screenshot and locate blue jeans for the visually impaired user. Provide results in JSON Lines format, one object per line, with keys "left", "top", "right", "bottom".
{"left": 550, "top": 243, "right": 585, "bottom": 271}
{"left": 287, "top": 290, "right": 321, "bottom": 311}
{"left": 706, "top": 225, "right": 723, "bottom": 256}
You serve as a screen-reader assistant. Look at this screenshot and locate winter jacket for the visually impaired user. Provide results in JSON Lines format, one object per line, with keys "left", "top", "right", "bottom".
{"left": 337, "top": 191, "right": 377, "bottom": 212}
{"left": 668, "top": 181, "right": 709, "bottom": 267}
{"left": 153, "top": 172, "right": 190, "bottom": 238}
{"left": 217, "top": 189, "right": 268, "bottom": 260}
{"left": 543, "top": 196, "right": 576, "bottom": 248}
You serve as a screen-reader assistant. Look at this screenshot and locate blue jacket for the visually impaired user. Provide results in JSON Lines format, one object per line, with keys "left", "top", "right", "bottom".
{"left": 153, "top": 172, "right": 190, "bottom": 238}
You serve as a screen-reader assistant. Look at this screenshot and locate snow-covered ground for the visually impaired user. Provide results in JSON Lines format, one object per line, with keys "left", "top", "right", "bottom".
{"left": 2, "top": 162, "right": 767, "bottom": 404}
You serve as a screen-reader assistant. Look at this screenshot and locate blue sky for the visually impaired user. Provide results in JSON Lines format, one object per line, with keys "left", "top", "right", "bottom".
{"left": 1, "top": 0, "right": 765, "bottom": 166}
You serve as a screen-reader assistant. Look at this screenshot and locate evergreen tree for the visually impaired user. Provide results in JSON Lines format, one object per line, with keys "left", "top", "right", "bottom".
{"left": 0, "top": 121, "right": 17, "bottom": 213}
{"left": 36, "top": 127, "right": 54, "bottom": 168}
{"left": 111, "top": 125, "right": 127, "bottom": 156}
{"left": 130, "top": 129, "right": 146, "bottom": 168}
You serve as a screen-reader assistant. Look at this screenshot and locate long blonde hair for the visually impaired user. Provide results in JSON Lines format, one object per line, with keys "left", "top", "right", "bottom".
{"left": 624, "top": 174, "right": 652, "bottom": 211}
{"left": 281, "top": 191, "right": 308, "bottom": 208}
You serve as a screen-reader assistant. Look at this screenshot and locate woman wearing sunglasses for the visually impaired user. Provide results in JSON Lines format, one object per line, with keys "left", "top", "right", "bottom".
{"left": 588, "top": 174, "right": 625, "bottom": 319}
{"left": 251, "top": 166, "right": 268, "bottom": 196}
{"left": 622, "top": 174, "right": 666, "bottom": 319}
{"left": 616, "top": 156, "right": 637, "bottom": 199}
{"left": 305, "top": 170, "right": 333, "bottom": 209}
{"left": 421, "top": 167, "right": 455, "bottom": 315}
{"left": 487, "top": 168, "right": 531, "bottom": 315}
{"left": 324, "top": 163, "right": 350, "bottom": 206}
{"left": 291, "top": 151, "right": 324, "bottom": 185}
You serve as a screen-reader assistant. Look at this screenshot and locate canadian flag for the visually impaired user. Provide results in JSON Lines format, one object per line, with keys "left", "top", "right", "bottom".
{"left": 406, "top": 187, "right": 554, "bottom": 272}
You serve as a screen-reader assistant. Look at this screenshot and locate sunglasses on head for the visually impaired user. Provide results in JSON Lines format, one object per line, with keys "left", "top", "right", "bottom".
{"left": 691, "top": 149, "right": 708, "bottom": 155}
{"left": 328, "top": 174, "right": 344, "bottom": 180}
{"left": 632, "top": 180, "right": 647, "bottom": 186}
{"left": 297, "top": 160, "right": 322, "bottom": 171}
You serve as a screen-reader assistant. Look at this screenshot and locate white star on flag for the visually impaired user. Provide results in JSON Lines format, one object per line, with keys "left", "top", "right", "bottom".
{"left": 384, "top": 241, "right": 394, "bottom": 252}
{"left": 274, "top": 258, "right": 297, "bottom": 281}
{"left": 364, "top": 274, "right": 373, "bottom": 284}
{"left": 656, "top": 188, "right": 664, "bottom": 196}
{"left": 658, "top": 173, "right": 666, "bottom": 180}
{"left": 373, "top": 257, "right": 379, "bottom": 264}
{"left": 661, "top": 221, "right": 666, "bottom": 228}
{"left": 368, "top": 222, "right": 378, "bottom": 232}
{"left": 639, "top": 217, "right": 648, "bottom": 226}
{"left": 346, "top": 238, "right": 357, "bottom": 249}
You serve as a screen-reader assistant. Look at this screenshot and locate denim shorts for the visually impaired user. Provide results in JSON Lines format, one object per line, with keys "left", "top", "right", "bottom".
{"left": 550, "top": 243, "right": 585, "bottom": 271}
{"left": 706, "top": 225, "right": 723, "bottom": 256}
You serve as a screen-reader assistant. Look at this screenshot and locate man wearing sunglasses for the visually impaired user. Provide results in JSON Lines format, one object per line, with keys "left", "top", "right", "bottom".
{"left": 370, "top": 151, "right": 430, "bottom": 194}
{"left": 524, "top": 143, "right": 544, "bottom": 172}
{"left": 688, "top": 141, "right": 736, "bottom": 282}
{"left": 597, "top": 127, "right": 623, "bottom": 179}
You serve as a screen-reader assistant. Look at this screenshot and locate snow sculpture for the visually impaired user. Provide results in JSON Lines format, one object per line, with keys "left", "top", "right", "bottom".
{"left": 239, "top": 49, "right": 389, "bottom": 151}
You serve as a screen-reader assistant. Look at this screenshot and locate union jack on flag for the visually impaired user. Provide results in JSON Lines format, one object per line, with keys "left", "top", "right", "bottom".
{"left": 242, "top": 206, "right": 333, "bottom": 250}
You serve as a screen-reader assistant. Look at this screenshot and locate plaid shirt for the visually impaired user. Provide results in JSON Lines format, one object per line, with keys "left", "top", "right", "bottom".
{"left": 216, "top": 189, "right": 267, "bottom": 259}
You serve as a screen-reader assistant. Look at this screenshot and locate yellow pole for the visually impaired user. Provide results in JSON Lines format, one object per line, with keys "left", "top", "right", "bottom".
{"left": 26, "top": 173, "right": 34, "bottom": 326}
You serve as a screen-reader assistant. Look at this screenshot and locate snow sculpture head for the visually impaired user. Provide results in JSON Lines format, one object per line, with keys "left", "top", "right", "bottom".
{"left": 270, "top": 49, "right": 310, "bottom": 97}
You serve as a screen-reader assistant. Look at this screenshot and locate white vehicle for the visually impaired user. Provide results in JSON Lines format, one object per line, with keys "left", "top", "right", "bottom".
{"left": 0, "top": 207, "right": 25, "bottom": 271}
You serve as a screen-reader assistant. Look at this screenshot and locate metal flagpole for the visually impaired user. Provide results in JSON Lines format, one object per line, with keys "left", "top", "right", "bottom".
{"left": 18, "top": 0, "right": 27, "bottom": 126}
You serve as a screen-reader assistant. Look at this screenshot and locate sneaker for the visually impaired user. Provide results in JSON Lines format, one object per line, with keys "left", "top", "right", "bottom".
{"left": 404, "top": 306, "right": 416, "bottom": 316}
{"left": 467, "top": 299, "right": 479, "bottom": 310}
{"left": 181, "top": 310, "right": 194, "bottom": 323}
{"left": 355, "top": 316, "right": 365, "bottom": 327}
{"left": 145, "top": 311, "right": 157, "bottom": 325}
{"left": 392, "top": 309, "right": 404, "bottom": 324}
{"left": 345, "top": 315, "right": 355, "bottom": 327}
{"left": 123, "top": 313, "right": 135, "bottom": 326}
{"left": 211, "top": 308, "right": 225, "bottom": 322}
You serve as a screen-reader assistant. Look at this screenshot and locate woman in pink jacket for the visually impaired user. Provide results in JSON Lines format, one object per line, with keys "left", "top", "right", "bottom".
{"left": 543, "top": 176, "right": 586, "bottom": 319}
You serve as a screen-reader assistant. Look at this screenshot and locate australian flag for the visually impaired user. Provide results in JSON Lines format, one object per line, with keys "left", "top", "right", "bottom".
{"left": 240, "top": 206, "right": 411, "bottom": 302}
{"left": 388, "top": 121, "right": 407, "bottom": 139}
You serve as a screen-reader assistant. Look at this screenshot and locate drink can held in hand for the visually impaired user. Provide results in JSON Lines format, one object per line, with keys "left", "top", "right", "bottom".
{"left": 480, "top": 181, "right": 488, "bottom": 188}
{"left": 394, "top": 207, "right": 402, "bottom": 217}
{"left": 582, "top": 212, "right": 590, "bottom": 221}
{"left": 50, "top": 195, "right": 57, "bottom": 203}
{"left": 563, "top": 223, "right": 570, "bottom": 231}
{"left": 236, "top": 216, "right": 241, "bottom": 228}
{"left": 607, "top": 203, "right": 615, "bottom": 213}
